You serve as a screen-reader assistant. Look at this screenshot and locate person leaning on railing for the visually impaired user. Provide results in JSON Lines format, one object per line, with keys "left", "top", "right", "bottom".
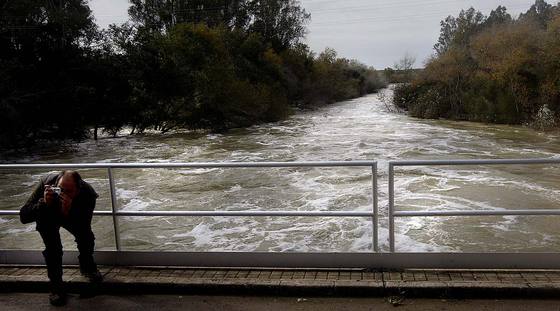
{"left": 19, "top": 170, "right": 103, "bottom": 306}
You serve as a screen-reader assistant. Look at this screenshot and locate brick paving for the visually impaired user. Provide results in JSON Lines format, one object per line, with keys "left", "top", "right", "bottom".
{"left": 2, "top": 266, "right": 560, "bottom": 297}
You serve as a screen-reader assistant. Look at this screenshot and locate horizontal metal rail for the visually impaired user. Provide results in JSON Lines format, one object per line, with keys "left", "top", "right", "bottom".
{"left": 0, "top": 161, "right": 376, "bottom": 169}
{"left": 388, "top": 158, "right": 560, "bottom": 252}
{"left": 0, "top": 210, "right": 375, "bottom": 217}
{"left": 390, "top": 158, "right": 560, "bottom": 166}
{"left": 0, "top": 210, "right": 19, "bottom": 216}
{"left": 394, "top": 209, "right": 560, "bottom": 217}
{"left": 0, "top": 160, "right": 379, "bottom": 254}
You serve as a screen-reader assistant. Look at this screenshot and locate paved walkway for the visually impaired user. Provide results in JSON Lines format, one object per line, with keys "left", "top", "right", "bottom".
{"left": 2, "top": 266, "right": 560, "bottom": 298}
{"left": 3, "top": 293, "right": 560, "bottom": 310}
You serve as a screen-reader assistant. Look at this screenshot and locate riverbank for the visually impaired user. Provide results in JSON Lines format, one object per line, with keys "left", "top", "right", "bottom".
{"left": 1, "top": 0, "right": 387, "bottom": 149}
{"left": 391, "top": 3, "right": 560, "bottom": 129}
{"left": 392, "top": 83, "right": 559, "bottom": 130}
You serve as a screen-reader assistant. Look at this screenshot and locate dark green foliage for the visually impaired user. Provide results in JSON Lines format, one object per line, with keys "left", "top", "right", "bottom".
{"left": 394, "top": 1, "right": 560, "bottom": 128}
{"left": 434, "top": 7, "right": 486, "bottom": 56}
{"left": 0, "top": 0, "right": 386, "bottom": 148}
{"left": 0, "top": 0, "right": 97, "bottom": 146}
{"left": 485, "top": 5, "right": 512, "bottom": 27}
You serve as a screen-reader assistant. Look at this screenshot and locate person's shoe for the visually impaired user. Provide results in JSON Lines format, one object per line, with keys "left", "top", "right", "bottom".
{"left": 49, "top": 291, "right": 67, "bottom": 306}
{"left": 81, "top": 270, "right": 103, "bottom": 283}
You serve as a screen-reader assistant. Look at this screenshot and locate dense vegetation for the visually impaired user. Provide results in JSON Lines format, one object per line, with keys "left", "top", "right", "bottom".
{"left": 0, "top": 0, "right": 386, "bottom": 148}
{"left": 393, "top": 0, "right": 560, "bottom": 129}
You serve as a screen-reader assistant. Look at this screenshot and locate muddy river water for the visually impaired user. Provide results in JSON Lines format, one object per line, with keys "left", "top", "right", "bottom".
{"left": 1, "top": 88, "right": 559, "bottom": 253}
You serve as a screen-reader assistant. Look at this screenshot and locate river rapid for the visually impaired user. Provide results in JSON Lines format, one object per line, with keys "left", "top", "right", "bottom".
{"left": 1, "top": 88, "right": 560, "bottom": 253}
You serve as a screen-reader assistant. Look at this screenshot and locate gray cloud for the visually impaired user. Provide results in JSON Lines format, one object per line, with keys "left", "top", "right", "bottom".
{"left": 89, "top": 0, "right": 129, "bottom": 29}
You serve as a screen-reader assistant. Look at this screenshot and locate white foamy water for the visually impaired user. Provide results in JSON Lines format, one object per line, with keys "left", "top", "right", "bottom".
{"left": 1, "top": 87, "right": 560, "bottom": 252}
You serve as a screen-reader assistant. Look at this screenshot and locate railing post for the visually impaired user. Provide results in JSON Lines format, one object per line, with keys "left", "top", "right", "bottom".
{"left": 388, "top": 162, "right": 395, "bottom": 252}
{"left": 107, "top": 168, "right": 122, "bottom": 251}
{"left": 372, "top": 162, "right": 378, "bottom": 252}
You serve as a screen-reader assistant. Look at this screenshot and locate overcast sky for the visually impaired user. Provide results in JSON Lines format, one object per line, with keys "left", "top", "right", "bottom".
{"left": 89, "top": 0, "right": 538, "bottom": 69}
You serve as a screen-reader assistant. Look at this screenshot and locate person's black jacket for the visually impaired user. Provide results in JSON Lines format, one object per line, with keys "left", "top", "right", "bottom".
{"left": 20, "top": 173, "right": 98, "bottom": 224}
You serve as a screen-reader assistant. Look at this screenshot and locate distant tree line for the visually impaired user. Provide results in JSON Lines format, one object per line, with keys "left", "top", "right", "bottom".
{"left": 0, "top": 0, "right": 386, "bottom": 148}
{"left": 382, "top": 53, "right": 421, "bottom": 83}
{"left": 393, "top": 0, "right": 560, "bottom": 129}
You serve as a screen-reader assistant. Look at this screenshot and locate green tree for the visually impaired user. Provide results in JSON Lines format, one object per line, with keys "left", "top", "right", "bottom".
{"left": 0, "top": 0, "right": 97, "bottom": 146}
{"left": 0, "top": 0, "right": 386, "bottom": 148}
{"left": 484, "top": 5, "right": 512, "bottom": 27}
{"left": 520, "top": 0, "right": 554, "bottom": 27}
{"left": 395, "top": 1, "right": 560, "bottom": 127}
{"left": 248, "top": 0, "right": 310, "bottom": 50}
{"left": 128, "top": 0, "right": 251, "bottom": 33}
{"left": 434, "top": 7, "right": 485, "bottom": 56}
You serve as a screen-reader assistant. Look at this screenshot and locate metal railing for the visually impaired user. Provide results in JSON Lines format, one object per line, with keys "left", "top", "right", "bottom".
{"left": 0, "top": 161, "right": 379, "bottom": 252}
{"left": 388, "top": 158, "right": 560, "bottom": 252}
{"left": 2, "top": 158, "right": 560, "bottom": 268}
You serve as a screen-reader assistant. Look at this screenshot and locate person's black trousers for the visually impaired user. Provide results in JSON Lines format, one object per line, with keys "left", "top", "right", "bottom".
{"left": 36, "top": 207, "right": 97, "bottom": 289}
